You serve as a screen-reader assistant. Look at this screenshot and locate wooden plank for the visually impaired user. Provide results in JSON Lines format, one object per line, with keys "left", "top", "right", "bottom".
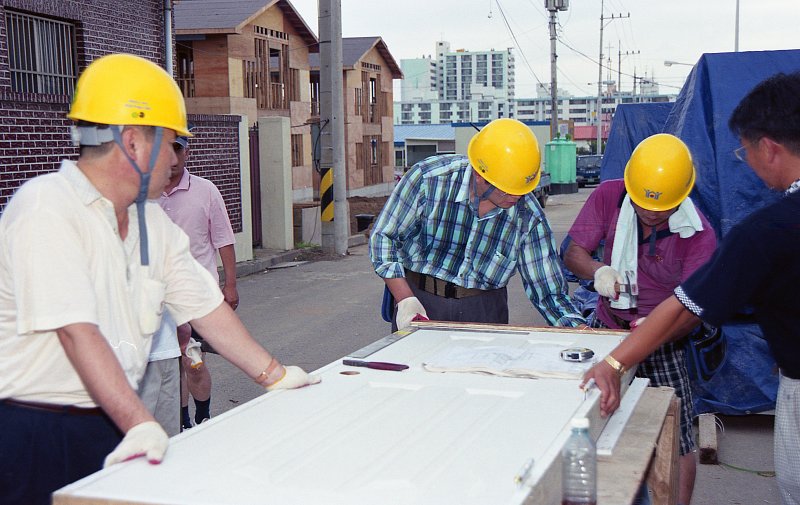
{"left": 597, "top": 387, "right": 675, "bottom": 505}
{"left": 411, "top": 319, "right": 628, "bottom": 338}
{"left": 648, "top": 394, "right": 680, "bottom": 505}
{"left": 698, "top": 413, "right": 719, "bottom": 465}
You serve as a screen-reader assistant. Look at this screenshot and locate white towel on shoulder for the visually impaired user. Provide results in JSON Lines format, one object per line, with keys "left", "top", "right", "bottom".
{"left": 610, "top": 195, "right": 704, "bottom": 309}
{"left": 610, "top": 195, "right": 638, "bottom": 310}
{"left": 668, "top": 197, "right": 704, "bottom": 238}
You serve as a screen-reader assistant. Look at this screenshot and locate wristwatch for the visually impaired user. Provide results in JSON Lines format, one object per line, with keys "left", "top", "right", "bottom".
{"left": 604, "top": 355, "right": 627, "bottom": 377}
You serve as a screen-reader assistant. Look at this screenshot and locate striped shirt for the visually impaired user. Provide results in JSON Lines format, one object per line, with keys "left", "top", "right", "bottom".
{"left": 369, "top": 155, "right": 584, "bottom": 327}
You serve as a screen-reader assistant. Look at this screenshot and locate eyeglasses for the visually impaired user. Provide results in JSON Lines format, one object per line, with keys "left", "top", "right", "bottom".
{"left": 733, "top": 145, "right": 747, "bottom": 162}
{"left": 173, "top": 142, "right": 185, "bottom": 152}
{"left": 733, "top": 138, "right": 761, "bottom": 162}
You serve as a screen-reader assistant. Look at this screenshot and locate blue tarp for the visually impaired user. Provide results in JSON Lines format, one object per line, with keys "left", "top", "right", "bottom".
{"left": 691, "top": 323, "right": 779, "bottom": 415}
{"left": 600, "top": 102, "right": 674, "bottom": 181}
{"left": 663, "top": 49, "right": 800, "bottom": 237}
{"left": 594, "top": 49, "right": 800, "bottom": 414}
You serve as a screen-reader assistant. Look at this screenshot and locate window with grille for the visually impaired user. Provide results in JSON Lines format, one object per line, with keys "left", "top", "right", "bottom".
{"left": 5, "top": 10, "right": 77, "bottom": 95}
{"left": 291, "top": 134, "right": 303, "bottom": 167}
{"left": 177, "top": 43, "right": 195, "bottom": 97}
{"left": 354, "top": 87, "right": 362, "bottom": 115}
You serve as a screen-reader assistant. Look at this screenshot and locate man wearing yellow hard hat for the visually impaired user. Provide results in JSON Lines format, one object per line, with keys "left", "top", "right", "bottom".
{"left": 0, "top": 54, "right": 319, "bottom": 505}
{"left": 583, "top": 72, "right": 800, "bottom": 505}
{"left": 370, "top": 118, "right": 585, "bottom": 330}
{"left": 563, "top": 133, "right": 718, "bottom": 505}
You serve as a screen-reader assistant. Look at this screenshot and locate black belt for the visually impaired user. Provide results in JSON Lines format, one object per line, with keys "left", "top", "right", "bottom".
{"left": 1, "top": 398, "right": 104, "bottom": 416}
{"left": 607, "top": 309, "right": 633, "bottom": 330}
{"left": 406, "top": 270, "right": 492, "bottom": 299}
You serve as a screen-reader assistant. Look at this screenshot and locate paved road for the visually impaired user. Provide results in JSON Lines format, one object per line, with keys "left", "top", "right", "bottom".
{"left": 199, "top": 187, "right": 779, "bottom": 505}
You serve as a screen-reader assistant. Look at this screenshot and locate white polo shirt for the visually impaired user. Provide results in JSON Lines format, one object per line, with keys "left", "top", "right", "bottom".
{"left": 0, "top": 160, "right": 222, "bottom": 407}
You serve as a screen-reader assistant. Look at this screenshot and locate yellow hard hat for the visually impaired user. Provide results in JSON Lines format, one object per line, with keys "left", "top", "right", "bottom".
{"left": 467, "top": 118, "right": 541, "bottom": 195}
{"left": 68, "top": 53, "right": 191, "bottom": 137}
{"left": 624, "top": 133, "right": 695, "bottom": 211}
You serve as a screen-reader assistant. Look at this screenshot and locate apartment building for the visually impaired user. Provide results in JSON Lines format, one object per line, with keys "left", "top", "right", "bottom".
{"left": 395, "top": 42, "right": 676, "bottom": 132}
{"left": 394, "top": 40, "right": 516, "bottom": 124}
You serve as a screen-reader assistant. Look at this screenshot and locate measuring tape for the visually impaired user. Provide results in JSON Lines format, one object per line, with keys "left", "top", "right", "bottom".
{"left": 560, "top": 347, "right": 595, "bottom": 362}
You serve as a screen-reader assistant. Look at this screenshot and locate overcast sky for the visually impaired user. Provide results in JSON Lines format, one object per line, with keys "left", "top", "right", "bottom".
{"left": 288, "top": 0, "right": 800, "bottom": 98}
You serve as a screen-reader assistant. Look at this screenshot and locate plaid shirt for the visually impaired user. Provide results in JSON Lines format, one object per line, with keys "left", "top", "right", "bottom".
{"left": 369, "top": 155, "right": 584, "bottom": 327}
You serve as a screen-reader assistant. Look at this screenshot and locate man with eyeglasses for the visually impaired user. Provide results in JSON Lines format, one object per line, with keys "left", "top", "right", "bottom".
{"left": 582, "top": 72, "right": 800, "bottom": 505}
{"left": 159, "top": 133, "right": 239, "bottom": 430}
{"left": 369, "top": 118, "right": 585, "bottom": 331}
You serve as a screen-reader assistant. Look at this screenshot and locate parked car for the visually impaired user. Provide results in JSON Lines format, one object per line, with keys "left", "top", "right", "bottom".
{"left": 576, "top": 155, "right": 603, "bottom": 187}
{"left": 534, "top": 170, "right": 551, "bottom": 208}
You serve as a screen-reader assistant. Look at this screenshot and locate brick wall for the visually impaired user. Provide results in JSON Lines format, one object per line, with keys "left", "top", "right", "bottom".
{"left": 0, "top": 0, "right": 165, "bottom": 210}
{"left": 185, "top": 114, "right": 243, "bottom": 233}
{"left": 0, "top": 1, "right": 244, "bottom": 234}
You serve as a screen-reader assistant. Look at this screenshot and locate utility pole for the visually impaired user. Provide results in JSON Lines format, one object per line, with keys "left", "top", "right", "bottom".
{"left": 735, "top": 0, "right": 740, "bottom": 51}
{"left": 319, "top": 0, "right": 348, "bottom": 254}
{"left": 618, "top": 42, "right": 639, "bottom": 96}
{"left": 545, "top": 0, "right": 569, "bottom": 140}
{"left": 596, "top": 3, "right": 628, "bottom": 155}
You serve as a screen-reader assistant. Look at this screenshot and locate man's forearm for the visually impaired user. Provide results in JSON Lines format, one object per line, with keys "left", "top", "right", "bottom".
{"left": 612, "top": 295, "right": 700, "bottom": 367}
{"left": 190, "top": 302, "right": 277, "bottom": 380}
{"left": 563, "top": 241, "right": 604, "bottom": 280}
{"left": 385, "top": 276, "right": 414, "bottom": 303}
{"left": 218, "top": 244, "right": 237, "bottom": 289}
{"left": 57, "top": 323, "right": 154, "bottom": 432}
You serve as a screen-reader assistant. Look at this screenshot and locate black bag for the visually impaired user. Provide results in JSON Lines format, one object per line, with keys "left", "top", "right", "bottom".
{"left": 685, "top": 323, "right": 727, "bottom": 382}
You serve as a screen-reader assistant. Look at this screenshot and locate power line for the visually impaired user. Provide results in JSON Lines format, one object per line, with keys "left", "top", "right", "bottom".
{"left": 557, "top": 37, "right": 683, "bottom": 91}
{"left": 495, "top": 0, "right": 544, "bottom": 87}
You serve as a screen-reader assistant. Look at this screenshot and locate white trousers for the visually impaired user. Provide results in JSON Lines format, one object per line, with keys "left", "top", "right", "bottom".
{"left": 776, "top": 373, "right": 800, "bottom": 505}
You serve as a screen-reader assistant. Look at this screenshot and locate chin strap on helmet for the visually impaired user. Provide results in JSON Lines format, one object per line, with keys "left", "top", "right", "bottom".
{"left": 470, "top": 172, "right": 496, "bottom": 211}
{"left": 110, "top": 125, "right": 165, "bottom": 266}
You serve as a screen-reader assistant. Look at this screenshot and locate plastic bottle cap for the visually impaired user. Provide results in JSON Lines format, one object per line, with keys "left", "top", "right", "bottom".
{"left": 571, "top": 417, "right": 590, "bottom": 429}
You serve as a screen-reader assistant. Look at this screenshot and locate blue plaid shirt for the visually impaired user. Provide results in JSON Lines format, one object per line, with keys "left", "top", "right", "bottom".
{"left": 369, "top": 155, "right": 584, "bottom": 327}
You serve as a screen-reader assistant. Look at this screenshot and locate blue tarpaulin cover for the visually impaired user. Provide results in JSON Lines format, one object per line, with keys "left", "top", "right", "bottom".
{"left": 600, "top": 102, "right": 673, "bottom": 181}
{"left": 596, "top": 49, "right": 800, "bottom": 414}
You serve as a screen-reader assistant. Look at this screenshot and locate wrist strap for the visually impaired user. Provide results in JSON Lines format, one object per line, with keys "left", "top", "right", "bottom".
{"left": 604, "top": 354, "right": 627, "bottom": 376}
{"left": 254, "top": 358, "right": 281, "bottom": 386}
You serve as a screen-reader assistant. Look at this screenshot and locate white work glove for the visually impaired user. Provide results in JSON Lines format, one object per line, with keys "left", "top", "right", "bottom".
{"left": 630, "top": 317, "right": 646, "bottom": 329}
{"left": 396, "top": 296, "right": 428, "bottom": 330}
{"left": 265, "top": 365, "right": 321, "bottom": 391}
{"left": 185, "top": 337, "right": 203, "bottom": 369}
{"left": 104, "top": 421, "right": 168, "bottom": 468}
{"left": 593, "top": 265, "right": 624, "bottom": 299}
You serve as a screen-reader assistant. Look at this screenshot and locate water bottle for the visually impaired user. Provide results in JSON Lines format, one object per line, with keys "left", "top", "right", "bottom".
{"left": 561, "top": 417, "right": 597, "bottom": 505}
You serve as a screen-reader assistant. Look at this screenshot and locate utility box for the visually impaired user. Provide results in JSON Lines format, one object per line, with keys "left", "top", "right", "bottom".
{"left": 545, "top": 138, "right": 578, "bottom": 194}
{"left": 292, "top": 203, "right": 321, "bottom": 246}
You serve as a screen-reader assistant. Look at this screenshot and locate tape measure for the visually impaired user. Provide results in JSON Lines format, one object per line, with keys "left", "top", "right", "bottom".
{"left": 560, "top": 347, "right": 595, "bottom": 362}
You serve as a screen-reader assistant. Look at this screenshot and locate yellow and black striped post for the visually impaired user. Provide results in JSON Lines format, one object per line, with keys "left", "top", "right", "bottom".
{"left": 320, "top": 166, "right": 334, "bottom": 222}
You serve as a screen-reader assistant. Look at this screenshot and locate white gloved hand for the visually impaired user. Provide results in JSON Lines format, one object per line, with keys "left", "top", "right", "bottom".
{"left": 593, "top": 265, "right": 624, "bottom": 299}
{"left": 396, "top": 296, "right": 428, "bottom": 330}
{"left": 104, "top": 421, "right": 168, "bottom": 468}
{"left": 185, "top": 337, "right": 204, "bottom": 369}
{"left": 265, "top": 365, "right": 321, "bottom": 391}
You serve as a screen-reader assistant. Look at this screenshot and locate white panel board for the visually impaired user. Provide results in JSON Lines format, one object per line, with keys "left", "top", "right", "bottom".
{"left": 55, "top": 327, "right": 627, "bottom": 505}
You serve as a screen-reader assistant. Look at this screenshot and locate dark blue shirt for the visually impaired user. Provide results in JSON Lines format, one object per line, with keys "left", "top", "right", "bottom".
{"left": 676, "top": 188, "right": 800, "bottom": 376}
